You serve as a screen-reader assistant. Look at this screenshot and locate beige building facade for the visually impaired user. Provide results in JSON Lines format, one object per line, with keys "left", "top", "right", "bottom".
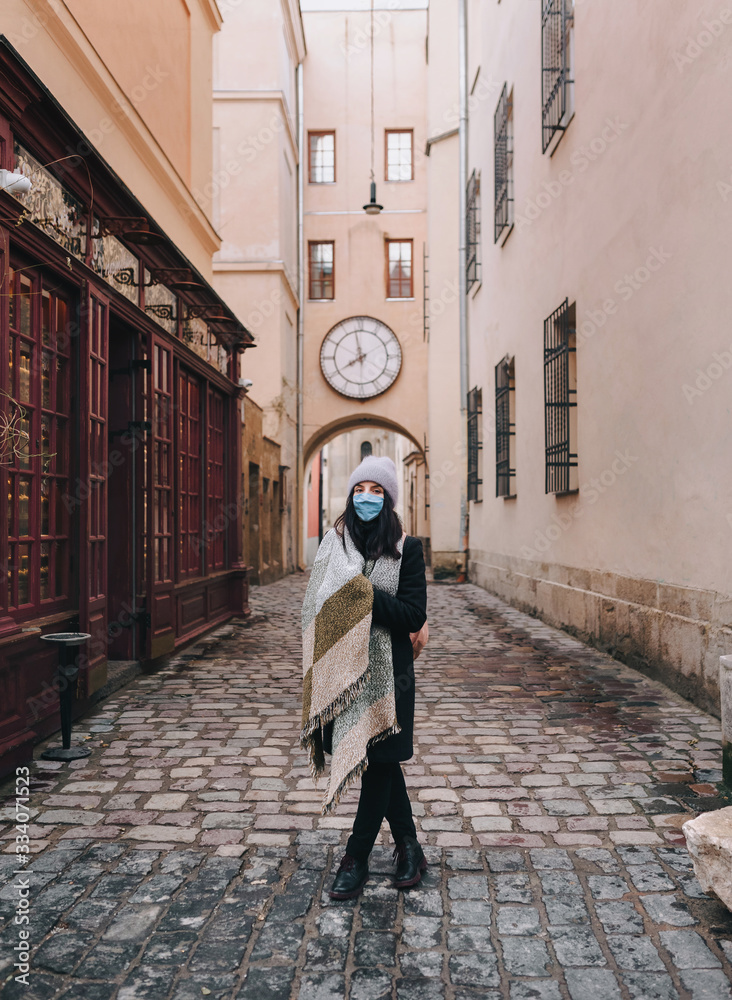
{"left": 300, "top": 0, "right": 431, "bottom": 564}
{"left": 212, "top": 0, "right": 305, "bottom": 580}
{"left": 435, "top": 0, "right": 732, "bottom": 713}
{"left": 241, "top": 397, "right": 286, "bottom": 586}
{"left": 4, "top": 0, "right": 224, "bottom": 277}
{"left": 424, "top": 0, "right": 465, "bottom": 578}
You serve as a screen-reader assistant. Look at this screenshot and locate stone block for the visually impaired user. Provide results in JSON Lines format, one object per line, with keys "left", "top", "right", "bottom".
{"left": 144, "top": 793, "right": 188, "bottom": 811}
{"left": 682, "top": 805, "right": 732, "bottom": 911}
{"left": 658, "top": 582, "right": 714, "bottom": 622}
{"left": 36, "top": 809, "right": 106, "bottom": 825}
{"left": 615, "top": 574, "right": 658, "bottom": 608}
{"left": 721, "top": 655, "right": 732, "bottom": 785}
{"left": 609, "top": 831, "right": 662, "bottom": 845}
{"left": 659, "top": 612, "right": 704, "bottom": 680}
{"left": 121, "top": 826, "right": 197, "bottom": 842}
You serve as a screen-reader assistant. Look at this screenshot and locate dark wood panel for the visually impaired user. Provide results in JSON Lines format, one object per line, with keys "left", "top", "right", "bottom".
{"left": 208, "top": 582, "right": 229, "bottom": 616}
{"left": 178, "top": 591, "right": 206, "bottom": 633}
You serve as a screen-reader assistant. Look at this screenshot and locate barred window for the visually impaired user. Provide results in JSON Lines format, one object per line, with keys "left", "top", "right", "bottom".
{"left": 308, "top": 241, "right": 335, "bottom": 300}
{"left": 541, "top": 0, "right": 575, "bottom": 153}
{"left": 494, "top": 85, "right": 514, "bottom": 244}
{"left": 495, "top": 356, "right": 516, "bottom": 497}
{"left": 467, "top": 386, "right": 482, "bottom": 502}
{"left": 309, "top": 131, "right": 335, "bottom": 183}
{"left": 386, "top": 130, "right": 413, "bottom": 181}
{"left": 544, "top": 299, "right": 578, "bottom": 493}
{"left": 466, "top": 170, "right": 481, "bottom": 290}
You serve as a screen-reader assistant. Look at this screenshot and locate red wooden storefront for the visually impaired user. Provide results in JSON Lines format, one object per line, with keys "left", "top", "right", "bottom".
{"left": 0, "top": 44, "right": 253, "bottom": 777}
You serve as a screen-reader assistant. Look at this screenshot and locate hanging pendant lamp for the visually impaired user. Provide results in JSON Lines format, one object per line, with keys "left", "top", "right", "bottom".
{"left": 363, "top": 179, "right": 383, "bottom": 215}
{"left": 363, "top": 0, "right": 383, "bottom": 215}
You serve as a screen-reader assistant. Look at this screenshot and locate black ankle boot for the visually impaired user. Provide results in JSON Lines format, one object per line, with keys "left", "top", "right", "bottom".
{"left": 393, "top": 835, "right": 427, "bottom": 888}
{"left": 329, "top": 853, "right": 369, "bottom": 899}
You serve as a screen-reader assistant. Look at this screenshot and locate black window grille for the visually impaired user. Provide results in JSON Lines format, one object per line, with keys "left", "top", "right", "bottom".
{"left": 541, "top": 0, "right": 574, "bottom": 153}
{"left": 495, "top": 356, "right": 515, "bottom": 497}
{"left": 466, "top": 170, "right": 481, "bottom": 290}
{"left": 467, "top": 386, "right": 482, "bottom": 502}
{"left": 360, "top": 440, "right": 372, "bottom": 459}
{"left": 494, "top": 85, "right": 513, "bottom": 243}
{"left": 544, "top": 298, "right": 577, "bottom": 493}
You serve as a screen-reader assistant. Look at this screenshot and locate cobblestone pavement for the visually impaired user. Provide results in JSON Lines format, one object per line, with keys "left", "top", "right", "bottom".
{"left": 1, "top": 574, "right": 732, "bottom": 1000}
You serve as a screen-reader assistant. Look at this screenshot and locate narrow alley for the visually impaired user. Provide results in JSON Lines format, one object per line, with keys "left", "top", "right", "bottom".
{"left": 1, "top": 576, "right": 731, "bottom": 1000}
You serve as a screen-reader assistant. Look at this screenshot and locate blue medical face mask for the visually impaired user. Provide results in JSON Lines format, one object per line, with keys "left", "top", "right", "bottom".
{"left": 353, "top": 492, "right": 384, "bottom": 522}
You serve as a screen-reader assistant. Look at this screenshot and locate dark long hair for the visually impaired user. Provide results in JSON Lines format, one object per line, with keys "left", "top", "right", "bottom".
{"left": 333, "top": 486, "right": 402, "bottom": 561}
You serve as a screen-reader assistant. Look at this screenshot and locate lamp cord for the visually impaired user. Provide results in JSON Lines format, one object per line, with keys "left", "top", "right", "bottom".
{"left": 370, "top": 0, "right": 375, "bottom": 182}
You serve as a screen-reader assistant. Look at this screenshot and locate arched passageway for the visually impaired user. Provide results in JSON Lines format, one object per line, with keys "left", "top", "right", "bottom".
{"left": 302, "top": 417, "right": 430, "bottom": 567}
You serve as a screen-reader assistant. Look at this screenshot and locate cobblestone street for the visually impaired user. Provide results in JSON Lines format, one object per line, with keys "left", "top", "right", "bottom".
{"left": 2, "top": 574, "right": 732, "bottom": 1000}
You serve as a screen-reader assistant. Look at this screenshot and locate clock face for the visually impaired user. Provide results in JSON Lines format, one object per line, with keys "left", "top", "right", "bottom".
{"left": 320, "top": 317, "right": 402, "bottom": 399}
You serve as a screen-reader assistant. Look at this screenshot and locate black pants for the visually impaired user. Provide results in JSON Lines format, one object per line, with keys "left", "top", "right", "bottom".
{"left": 345, "top": 761, "right": 417, "bottom": 862}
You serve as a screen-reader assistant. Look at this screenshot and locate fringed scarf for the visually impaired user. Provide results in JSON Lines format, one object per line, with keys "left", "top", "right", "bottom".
{"left": 299, "top": 526, "right": 404, "bottom": 814}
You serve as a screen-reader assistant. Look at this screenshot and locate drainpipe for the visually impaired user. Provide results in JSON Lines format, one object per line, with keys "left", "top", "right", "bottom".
{"left": 296, "top": 61, "right": 305, "bottom": 570}
{"left": 457, "top": 0, "right": 469, "bottom": 582}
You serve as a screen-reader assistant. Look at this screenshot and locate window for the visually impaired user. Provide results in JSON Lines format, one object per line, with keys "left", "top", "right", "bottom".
{"left": 262, "top": 477, "right": 271, "bottom": 569}
{"left": 360, "top": 440, "right": 372, "bottom": 460}
{"left": 87, "top": 295, "right": 108, "bottom": 602}
{"left": 495, "top": 355, "right": 516, "bottom": 497}
{"left": 152, "top": 343, "right": 173, "bottom": 584}
{"left": 309, "top": 131, "right": 335, "bottom": 183}
{"left": 386, "top": 240, "right": 413, "bottom": 298}
{"left": 206, "top": 388, "right": 226, "bottom": 571}
{"left": 544, "top": 299, "right": 577, "bottom": 493}
{"left": 385, "top": 130, "right": 413, "bottom": 181}
{"left": 494, "top": 85, "right": 514, "bottom": 243}
{"left": 309, "top": 241, "right": 335, "bottom": 300}
{"left": 467, "top": 387, "right": 482, "bottom": 502}
{"left": 278, "top": 466, "right": 287, "bottom": 513}
{"left": 466, "top": 170, "right": 481, "bottom": 290}
{"left": 178, "top": 368, "right": 202, "bottom": 579}
{"left": 6, "top": 267, "right": 73, "bottom": 615}
{"left": 541, "top": 0, "right": 575, "bottom": 153}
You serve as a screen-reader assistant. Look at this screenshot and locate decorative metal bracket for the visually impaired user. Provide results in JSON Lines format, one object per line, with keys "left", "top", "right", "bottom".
{"left": 109, "top": 268, "right": 156, "bottom": 288}
{"left": 185, "top": 303, "right": 232, "bottom": 321}
{"left": 148, "top": 267, "right": 202, "bottom": 291}
{"left": 145, "top": 303, "right": 177, "bottom": 322}
{"left": 94, "top": 217, "right": 164, "bottom": 246}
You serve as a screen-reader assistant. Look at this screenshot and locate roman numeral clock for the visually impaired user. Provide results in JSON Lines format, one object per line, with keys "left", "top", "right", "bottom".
{"left": 320, "top": 317, "right": 402, "bottom": 399}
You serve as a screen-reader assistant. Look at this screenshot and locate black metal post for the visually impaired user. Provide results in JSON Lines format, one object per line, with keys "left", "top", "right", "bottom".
{"left": 40, "top": 633, "right": 92, "bottom": 761}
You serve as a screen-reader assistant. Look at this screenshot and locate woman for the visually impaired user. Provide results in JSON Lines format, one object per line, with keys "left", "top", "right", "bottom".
{"left": 300, "top": 455, "right": 428, "bottom": 900}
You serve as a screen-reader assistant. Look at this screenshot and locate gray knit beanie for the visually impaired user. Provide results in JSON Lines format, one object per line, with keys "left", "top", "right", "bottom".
{"left": 347, "top": 456, "right": 399, "bottom": 506}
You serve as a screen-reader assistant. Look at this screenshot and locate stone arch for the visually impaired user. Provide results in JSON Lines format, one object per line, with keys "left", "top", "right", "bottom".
{"left": 303, "top": 412, "right": 426, "bottom": 470}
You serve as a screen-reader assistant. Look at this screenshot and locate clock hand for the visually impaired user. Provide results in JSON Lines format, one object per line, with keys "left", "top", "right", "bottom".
{"left": 333, "top": 344, "right": 358, "bottom": 358}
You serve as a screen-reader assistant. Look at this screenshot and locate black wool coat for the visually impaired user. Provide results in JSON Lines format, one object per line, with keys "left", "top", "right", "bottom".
{"left": 322, "top": 535, "right": 428, "bottom": 763}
